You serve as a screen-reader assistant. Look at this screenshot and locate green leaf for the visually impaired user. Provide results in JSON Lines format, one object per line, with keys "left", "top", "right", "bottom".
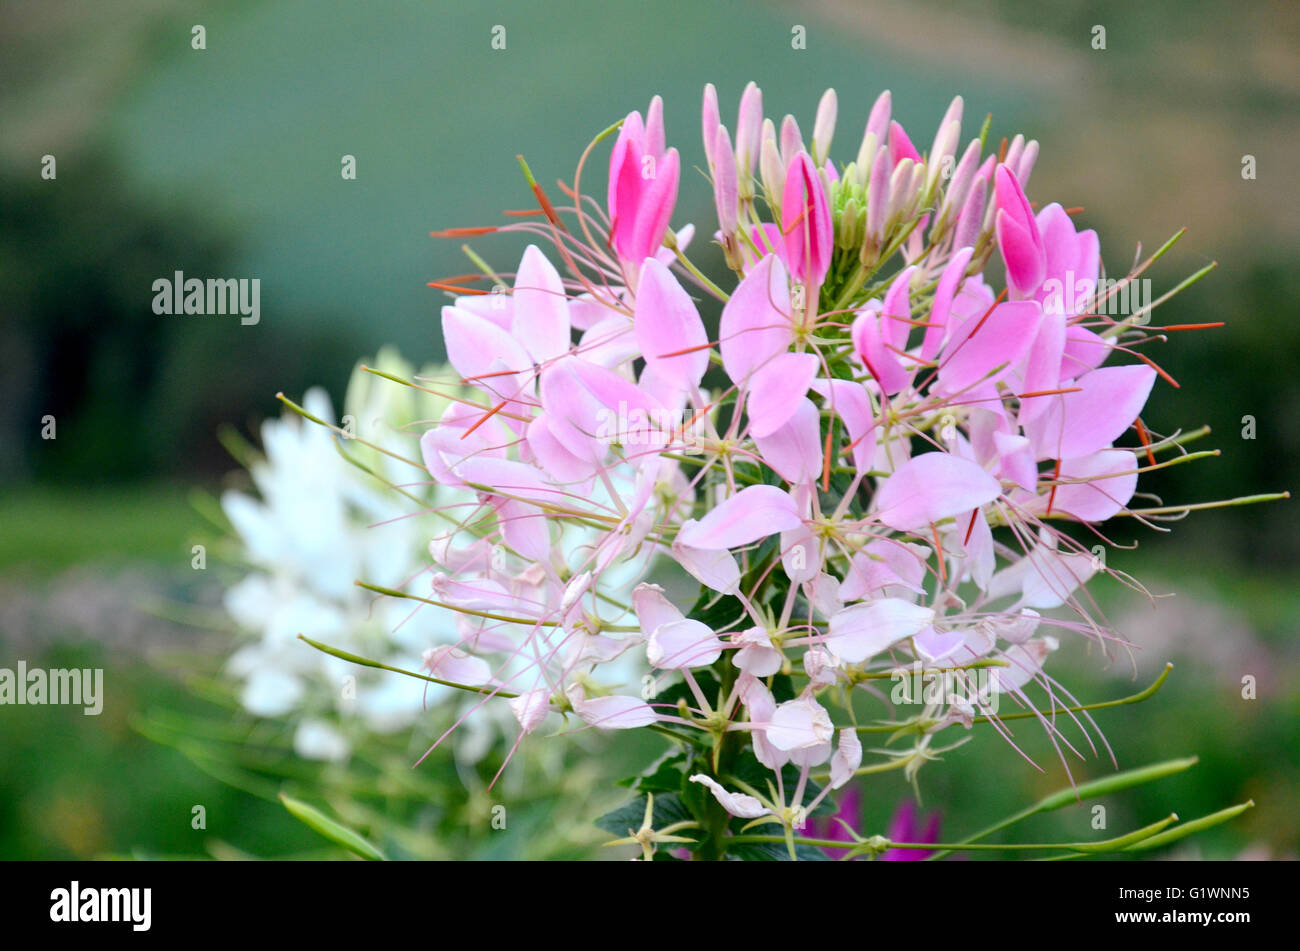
{"left": 768, "top": 672, "right": 797, "bottom": 703}
{"left": 617, "top": 749, "right": 689, "bottom": 794}
{"left": 595, "top": 792, "right": 701, "bottom": 843}
{"left": 278, "top": 794, "right": 387, "bottom": 861}
{"left": 727, "top": 839, "right": 832, "bottom": 861}
{"left": 688, "top": 592, "right": 748, "bottom": 633}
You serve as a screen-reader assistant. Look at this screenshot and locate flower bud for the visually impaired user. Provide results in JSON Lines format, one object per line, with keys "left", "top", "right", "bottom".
{"left": 953, "top": 170, "right": 988, "bottom": 251}
{"left": 1016, "top": 139, "right": 1039, "bottom": 189}
{"left": 855, "top": 131, "right": 879, "bottom": 186}
{"left": 865, "top": 89, "right": 891, "bottom": 145}
{"left": 735, "top": 81, "right": 763, "bottom": 179}
{"left": 812, "top": 88, "right": 838, "bottom": 166}
{"left": 781, "top": 151, "right": 833, "bottom": 288}
{"left": 759, "top": 119, "right": 785, "bottom": 213}
{"left": 780, "top": 114, "right": 805, "bottom": 166}
{"left": 993, "top": 164, "right": 1046, "bottom": 297}
{"left": 865, "top": 146, "right": 891, "bottom": 241}
{"left": 713, "top": 125, "right": 739, "bottom": 236}
{"left": 701, "top": 83, "right": 721, "bottom": 171}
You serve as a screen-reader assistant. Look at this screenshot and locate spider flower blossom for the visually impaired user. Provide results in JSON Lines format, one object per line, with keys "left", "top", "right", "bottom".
{"left": 313, "top": 81, "right": 1282, "bottom": 855}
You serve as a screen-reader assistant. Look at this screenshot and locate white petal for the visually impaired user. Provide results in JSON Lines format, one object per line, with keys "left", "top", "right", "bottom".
{"left": 829, "top": 729, "right": 863, "bottom": 789}
{"left": 826, "top": 599, "right": 935, "bottom": 664}
{"left": 767, "top": 696, "right": 834, "bottom": 751}
{"left": 646, "top": 618, "right": 724, "bottom": 669}
{"left": 689, "top": 774, "right": 771, "bottom": 818}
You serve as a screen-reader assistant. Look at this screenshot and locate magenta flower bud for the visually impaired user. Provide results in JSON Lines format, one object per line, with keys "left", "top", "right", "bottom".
{"left": 608, "top": 110, "right": 645, "bottom": 226}
{"left": 632, "top": 147, "right": 679, "bottom": 263}
{"left": 888, "top": 119, "right": 921, "bottom": 168}
{"left": 713, "top": 126, "right": 739, "bottom": 235}
{"left": 735, "top": 81, "right": 763, "bottom": 178}
{"left": 608, "top": 106, "right": 679, "bottom": 267}
{"left": 994, "top": 164, "right": 1046, "bottom": 297}
{"left": 781, "top": 151, "right": 832, "bottom": 288}
{"left": 812, "top": 88, "right": 838, "bottom": 165}
{"left": 701, "top": 84, "right": 721, "bottom": 170}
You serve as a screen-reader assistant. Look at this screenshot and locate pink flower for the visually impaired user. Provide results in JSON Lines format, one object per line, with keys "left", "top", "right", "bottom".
{"left": 880, "top": 800, "right": 942, "bottom": 861}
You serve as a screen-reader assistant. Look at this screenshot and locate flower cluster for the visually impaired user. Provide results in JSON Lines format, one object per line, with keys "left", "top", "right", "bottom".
{"left": 222, "top": 350, "right": 501, "bottom": 761}
{"left": 341, "top": 82, "right": 1246, "bottom": 853}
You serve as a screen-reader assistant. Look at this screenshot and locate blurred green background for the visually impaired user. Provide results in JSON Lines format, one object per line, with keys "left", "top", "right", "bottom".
{"left": 1, "top": 0, "right": 1296, "bottom": 859}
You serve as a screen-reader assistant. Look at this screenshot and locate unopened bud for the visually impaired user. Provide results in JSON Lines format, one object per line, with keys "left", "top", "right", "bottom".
{"left": 812, "top": 88, "right": 838, "bottom": 166}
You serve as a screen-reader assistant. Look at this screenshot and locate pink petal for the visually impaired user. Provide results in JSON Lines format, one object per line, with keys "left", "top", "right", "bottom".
{"left": 442, "top": 305, "right": 532, "bottom": 389}
{"left": 719, "top": 253, "right": 794, "bottom": 385}
{"left": 689, "top": 774, "right": 771, "bottom": 818}
{"left": 632, "top": 582, "right": 684, "bottom": 635}
{"left": 670, "top": 536, "right": 741, "bottom": 594}
{"left": 754, "top": 397, "right": 822, "bottom": 484}
{"left": 1025, "top": 364, "right": 1157, "bottom": 460}
{"left": 781, "top": 151, "right": 832, "bottom": 286}
{"left": 887, "top": 119, "right": 920, "bottom": 167}
{"left": 748, "top": 351, "right": 819, "bottom": 437}
{"left": 512, "top": 245, "right": 571, "bottom": 364}
{"left": 874, "top": 453, "right": 1002, "bottom": 532}
{"left": 851, "top": 298, "right": 912, "bottom": 395}
{"left": 677, "top": 484, "right": 802, "bottom": 550}
{"left": 634, "top": 257, "right": 709, "bottom": 392}
{"left": 1046, "top": 449, "right": 1139, "bottom": 521}
{"left": 939, "top": 299, "right": 1041, "bottom": 393}
{"left": 826, "top": 599, "right": 935, "bottom": 663}
{"left": 994, "top": 166, "right": 1045, "bottom": 297}
{"left": 921, "top": 247, "right": 976, "bottom": 361}
{"left": 810, "top": 378, "right": 876, "bottom": 471}
{"left": 629, "top": 147, "right": 680, "bottom": 264}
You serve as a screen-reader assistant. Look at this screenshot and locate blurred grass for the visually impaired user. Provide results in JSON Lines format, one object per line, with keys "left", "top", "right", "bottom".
{"left": 0, "top": 483, "right": 204, "bottom": 573}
